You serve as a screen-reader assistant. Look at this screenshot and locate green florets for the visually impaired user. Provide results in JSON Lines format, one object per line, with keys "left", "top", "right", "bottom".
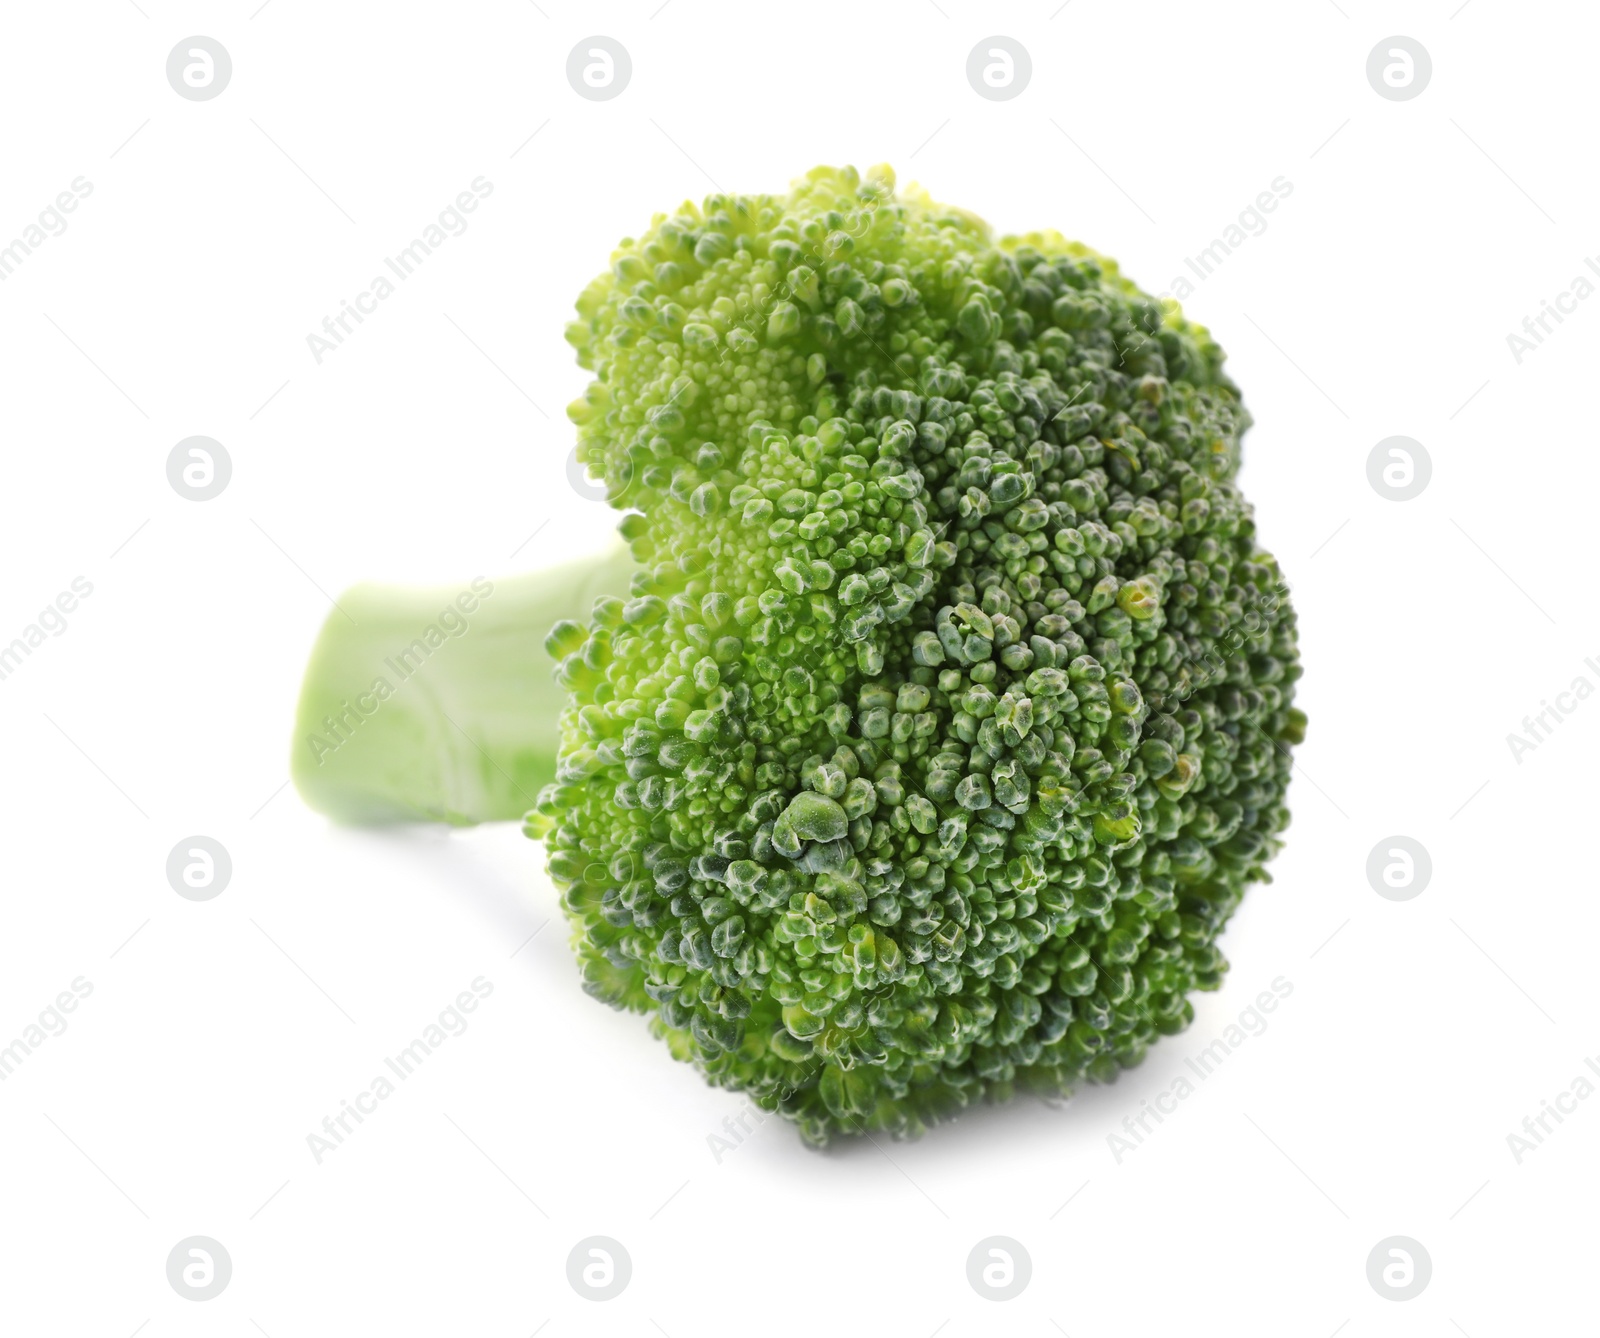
{"left": 529, "top": 164, "right": 1305, "bottom": 1145}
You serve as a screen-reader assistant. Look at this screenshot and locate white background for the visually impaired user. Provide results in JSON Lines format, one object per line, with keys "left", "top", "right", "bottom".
{"left": 1, "top": 2, "right": 1594, "bottom": 1334}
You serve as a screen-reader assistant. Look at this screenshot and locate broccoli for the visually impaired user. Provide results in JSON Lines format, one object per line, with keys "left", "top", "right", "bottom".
{"left": 292, "top": 548, "right": 638, "bottom": 825}
{"left": 293, "top": 164, "right": 1305, "bottom": 1145}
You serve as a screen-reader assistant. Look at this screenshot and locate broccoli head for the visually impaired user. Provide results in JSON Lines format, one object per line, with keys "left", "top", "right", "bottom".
{"left": 526, "top": 165, "right": 1305, "bottom": 1144}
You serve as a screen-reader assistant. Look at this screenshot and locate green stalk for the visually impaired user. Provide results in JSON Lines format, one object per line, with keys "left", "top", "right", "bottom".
{"left": 290, "top": 546, "right": 635, "bottom": 825}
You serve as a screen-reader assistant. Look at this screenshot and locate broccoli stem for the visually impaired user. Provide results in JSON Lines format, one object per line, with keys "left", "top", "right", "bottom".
{"left": 290, "top": 546, "right": 635, "bottom": 825}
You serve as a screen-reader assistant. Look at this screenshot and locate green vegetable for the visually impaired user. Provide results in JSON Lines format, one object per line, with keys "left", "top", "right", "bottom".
{"left": 291, "top": 547, "right": 637, "bottom": 824}
{"left": 294, "top": 164, "right": 1305, "bottom": 1145}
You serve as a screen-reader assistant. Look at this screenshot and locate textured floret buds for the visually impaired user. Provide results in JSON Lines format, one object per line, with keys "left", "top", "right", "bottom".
{"left": 535, "top": 165, "right": 1303, "bottom": 1144}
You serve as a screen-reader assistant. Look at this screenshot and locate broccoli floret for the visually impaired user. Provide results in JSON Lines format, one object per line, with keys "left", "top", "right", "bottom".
{"left": 532, "top": 165, "right": 1304, "bottom": 1143}
{"left": 292, "top": 164, "right": 1304, "bottom": 1146}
